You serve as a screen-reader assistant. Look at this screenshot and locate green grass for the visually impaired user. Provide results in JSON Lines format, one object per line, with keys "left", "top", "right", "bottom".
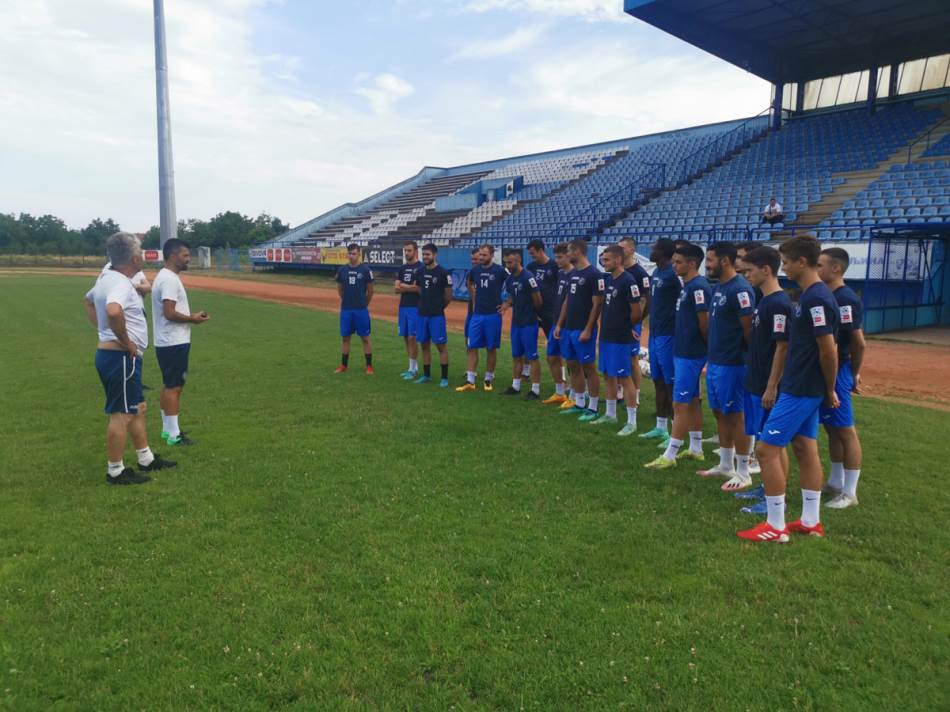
{"left": 0, "top": 275, "right": 947, "bottom": 711}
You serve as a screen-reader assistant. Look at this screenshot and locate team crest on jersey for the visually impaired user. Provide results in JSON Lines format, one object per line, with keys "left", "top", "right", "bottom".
{"left": 810, "top": 306, "right": 826, "bottom": 327}
{"left": 737, "top": 291, "right": 751, "bottom": 309}
{"left": 773, "top": 314, "right": 787, "bottom": 333}
{"left": 694, "top": 289, "right": 705, "bottom": 305}
{"left": 713, "top": 292, "right": 726, "bottom": 308}
{"left": 840, "top": 305, "right": 853, "bottom": 324}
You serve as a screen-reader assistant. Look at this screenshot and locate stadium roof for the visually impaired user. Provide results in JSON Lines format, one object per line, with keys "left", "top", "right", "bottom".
{"left": 624, "top": 0, "right": 950, "bottom": 84}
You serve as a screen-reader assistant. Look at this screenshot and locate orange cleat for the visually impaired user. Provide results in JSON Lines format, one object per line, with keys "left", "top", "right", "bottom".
{"left": 542, "top": 393, "right": 568, "bottom": 405}
{"left": 334, "top": 365, "right": 347, "bottom": 374}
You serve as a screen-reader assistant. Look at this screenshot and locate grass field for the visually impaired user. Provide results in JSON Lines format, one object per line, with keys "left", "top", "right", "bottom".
{"left": 1, "top": 274, "right": 947, "bottom": 710}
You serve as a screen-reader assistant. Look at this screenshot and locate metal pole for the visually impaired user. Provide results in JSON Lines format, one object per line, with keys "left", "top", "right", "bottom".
{"left": 153, "top": 0, "right": 177, "bottom": 247}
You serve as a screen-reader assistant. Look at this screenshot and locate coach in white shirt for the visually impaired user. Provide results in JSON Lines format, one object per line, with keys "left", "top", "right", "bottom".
{"left": 152, "top": 238, "right": 209, "bottom": 446}
{"left": 83, "top": 232, "right": 176, "bottom": 485}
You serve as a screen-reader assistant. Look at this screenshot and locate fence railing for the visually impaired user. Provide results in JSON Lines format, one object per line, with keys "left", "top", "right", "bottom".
{"left": 906, "top": 114, "right": 950, "bottom": 165}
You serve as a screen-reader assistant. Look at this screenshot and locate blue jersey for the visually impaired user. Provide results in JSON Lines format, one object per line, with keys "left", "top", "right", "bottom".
{"left": 832, "top": 285, "right": 863, "bottom": 364}
{"left": 781, "top": 282, "right": 839, "bottom": 398}
{"left": 554, "top": 268, "right": 572, "bottom": 318}
{"left": 505, "top": 268, "right": 541, "bottom": 327}
{"left": 336, "top": 264, "right": 374, "bottom": 310}
{"left": 708, "top": 274, "right": 756, "bottom": 366}
{"left": 625, "top": 263, "right": 652, "bottom": 298}
{"left": 600, "top": 271, "right": 642, "bottom": 344}
{"left": 397, "top": 261, "right": 423, "bottom": 308}
{"left": 744, "top": 290, "right": 793, "bottom": 396}
{"left": 468, "top": 264, "right": 508, "bottom": 315}
{"left": 649, "top": 264, "right": 680, "bottom": 337}
{"left": 564, "top": 265, "right": 605, "bottom": 330}
{"left": 674, "top": 275, "right": 711, "bottom": 359}
{"left": 527, "top": 259, "right": 559, "bottom": 318}
{"left": 418, "top": 265, "right": 453, "bottom": 317}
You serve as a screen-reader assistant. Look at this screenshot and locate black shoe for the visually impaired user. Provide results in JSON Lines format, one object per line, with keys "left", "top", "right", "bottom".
{"left": 107, "top": 468, "right": 151, "bottom": 485}
{"left": 523, "top": 390, "right": 540, "bottom": 401}
{"left": 167, "top": 432, "right": 195, "bottom": 446}
{"left": 139, "top": 454, "right": 177, "bottom": 472}
{"left": 500, "top": 386, "right": 521, "bottom": 396}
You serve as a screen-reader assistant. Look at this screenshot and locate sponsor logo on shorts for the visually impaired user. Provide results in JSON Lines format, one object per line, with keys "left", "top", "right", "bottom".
{"left": 767, "top": 429, "right": 781, "bottom": 435}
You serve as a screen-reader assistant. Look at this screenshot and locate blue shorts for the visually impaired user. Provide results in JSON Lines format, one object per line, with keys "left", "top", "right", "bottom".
{"left": 706, "top": 363, "right": 747, "bottom": 414}
{"left": 599, "top": 341, "right": 633, "bottom": 377}
{"left": 820, "top": 361, "right": 855, "bottom": 427}
{"left": 398, "top": 307, "right": 418, "bottom": 338}
{"left": 511, "top": 324, "right": 539, "bottom": 360}
{"left": 95, "top": 349, "right": 143, "bottom": 415}
{"left": 562, "top": 328, "right": 598, "bottom": 364}
{"left": 673, "top": 356, "right": 706, "bottom": 404}
{"left": 759, "top": 393, "right": 822, "bottom": 447}
{"left": 743, "top": 391, "right": 770, "bottom": 438}
{"left": 416, "top": 315, "right": 447, "bottom": 345}
{"left": 631, "top": 323, "right": 643, "bottom": 356}
{"left": 340, "top": 308, "right": 371, "bottom": 337}
{"left": 546, "top": 332, "right": 562, "bottom": 358}
{"left": 468, "top": 313, "right": 502, "bottom": 350}
{"left": 155, "top": 343, "right": 190, "bottom": 389}
{"left": 649, "top": 335, "right": 675, "bottom": 385}
{"left": 464, "top": 312, "right": 472, "bottom": 340}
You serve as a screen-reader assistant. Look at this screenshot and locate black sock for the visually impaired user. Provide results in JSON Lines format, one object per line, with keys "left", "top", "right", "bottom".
{"left": 423, "top": 364, "right": 431, "bottom": 377}
{"left": 341, "top": 353, "right": 349, "bottom": 367}
{"left": 365, "top": 353, "right": 373, "bottom": 366}
{"left": 441, "top": 364, "right": 449, "bottom": 379}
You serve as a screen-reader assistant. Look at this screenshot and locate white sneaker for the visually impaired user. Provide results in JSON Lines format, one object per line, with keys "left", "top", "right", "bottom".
{"left": 721, "top": 474, "right": 754, "bottom": 492}
{"left": 697, "top": 464, "right": 735, "bottom": 479}
{"left": 824, "top": 493, "right": 859, "bottom": 509}
{"left": 748, "top": 458, "right": 761, "bottom": 475}
{"left": 702, "top": 434, "right": 720, "bottom": 444}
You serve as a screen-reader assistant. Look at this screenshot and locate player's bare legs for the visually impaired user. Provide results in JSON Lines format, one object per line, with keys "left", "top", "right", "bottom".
{"left": 824, "top": 424, "right": 863, "bottom": 506}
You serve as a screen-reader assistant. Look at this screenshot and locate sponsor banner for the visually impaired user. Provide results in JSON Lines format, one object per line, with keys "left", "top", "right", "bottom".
{"left": 320, "top": 247, "right": 350, "bottom": 265}
{"left": 265, "top": 247, "right": 293, "bottom": 263}
{"left": 363, "top": 247, "right": 403, "bottom": 266}
{"left": 143, "top": 249, "right": 163, "bottom": 263}
{"left": 248, "top": 247, "right": 266, "bottom": 259}
{"left": 293, "top": 247, "right": 322, "bottom": 264}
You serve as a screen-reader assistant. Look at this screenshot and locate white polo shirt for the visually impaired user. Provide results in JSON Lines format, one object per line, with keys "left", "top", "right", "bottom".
{"left": 87, "top": 270, "right": 149, "bottom": 351}
{"left": 151, "top": 268, "right": 192, "bottom": 347}
{"left": 764, "top": 202, "right": 783, "bottom": 215}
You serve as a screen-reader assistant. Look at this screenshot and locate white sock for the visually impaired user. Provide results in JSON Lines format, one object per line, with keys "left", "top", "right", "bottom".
{"left": 409, "top": 358, "right": 418, "bottom": 372}
{"left": 575, "top": 392, "right": 587, "bottom": 409}
{"left": 512, "top": 378, "right": 521, "bottom": 392}
{"left": 466, "top": 371, "right": 476, "bottom": 384}
{"left": 663, "top": 437, "right": 683, "bottom": 460}
{"left": 844, "top": 469, "right": 861, "bottom": 498}
{"left": 107, "top": 461, "right": 124, "bottom": 478}
{"left": 531, "top": 382, "right": 540, "bottom": 395}
{"left": 617, "top": 387, "right": 624, "bottom": 400}
{"left": 737, "top": 454, "right": 750, "bottom": 478}
{"left": 167, "top": 414, "right": 180, "bottom": 438}
{"left": 657, "top": 417, "right": 669, "bottom": 431}
{"left": 828, "top": 462, "right": 845, "bottom": 490}
{"left": 587, "top": 396, "right": 599, "bottom": 412}
{"left": 801, "top": 489, "right": 821, "bottom": 527}
{"left": 766, "top": 495, "right": 786, "bottom": 530}
{"left": 136, "top": 447, "right": 155, "bottom": 467}
{"left": 689, "top": 431, "right": 703, "bottom": 454}
{"left": 562, "top": 366, "right": 568, "bottom": 382}
{"left": 626, "top": 406, "right": 637, "bottom": 424}
{"left": 634, "top": 388, "right": 640, "bottom": 407}
{"left": 605, "top": 399, "right": 617, "bottom": 418}
{"left": 485, "top": 371, "right": 494, "bottom": 383}
{"left": 719, "top": 446, "right": 735, "bottom": 472}
{"left": 555, "top": 382, "right": 565, "bottom": 396}
{"left": 522, "top": 365, "right": 531, "bottom": 378}
{"left": 161, "top": 413, "right": 170, "bottom": 433}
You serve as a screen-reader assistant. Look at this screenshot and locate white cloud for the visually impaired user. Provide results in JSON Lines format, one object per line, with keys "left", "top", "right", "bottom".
{"left": 355, "top": 73, "right": 415, "bottom": 115}
{"left": 463, "top": 0, "right": 625, "bottom": 22}
{"left": 449, "top": 24, "right": 547, "bottom": 61}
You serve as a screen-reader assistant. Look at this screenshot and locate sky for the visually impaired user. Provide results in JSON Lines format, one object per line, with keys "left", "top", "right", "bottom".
{"left": 0, "top": 0, "right": 769, "bottom": 231}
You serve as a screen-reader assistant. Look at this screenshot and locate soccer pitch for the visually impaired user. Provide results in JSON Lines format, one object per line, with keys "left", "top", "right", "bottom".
{"left": 1, "top": 274, "right": 947, "bottom": 710}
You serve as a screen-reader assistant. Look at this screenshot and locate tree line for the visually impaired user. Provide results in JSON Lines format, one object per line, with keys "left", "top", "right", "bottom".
{"left": 0, "top": 211, "right": 290, "bottom": 255}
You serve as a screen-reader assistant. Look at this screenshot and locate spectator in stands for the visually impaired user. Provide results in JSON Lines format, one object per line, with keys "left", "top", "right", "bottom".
{"left": 761, "top": 197, "right": 784, "bottom": 225}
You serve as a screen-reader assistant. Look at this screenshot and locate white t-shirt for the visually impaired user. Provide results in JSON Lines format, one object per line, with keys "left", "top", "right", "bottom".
{"left": 87, "top": 270, "right": 149, "bottom": 350}
{"left": 151, "top": 268, "right": 191, "bottom": 347}
{"left": 764, "top": 202, "right": 783, "bottom": 215}
{"left": 101, "top": 262, "right": 147, "bottom": 305}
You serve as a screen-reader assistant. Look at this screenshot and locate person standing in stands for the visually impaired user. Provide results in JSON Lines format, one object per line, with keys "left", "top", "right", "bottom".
{"left": 738, "top": 235, "right": 839, "bottom": 543}
{"left": 619, "top": 237, "right": 652, "bottom": 406}
{"left": 761, "top": 197, "right": 784, "bottom": 225}
{"left": 639, "top": 238, "right": 680, "bottom": 444}
{"left": 526, "top": 239, "right": 567, "bottom": 402}
{"left": 499, "top": 249, "right": 543, "bottom": 399}
{"left": 818, "top": 247, "right": 866, "bottom": 510}
{"left": 699, "top": 242, "right": 756, "bottom": 490}
{"left": 334, "top": 244, "right": 374, "bottom": 374}
{"left": 644, "top": 243, "right": 711, "bottom": 469}
{"left": 591, "top": 245, "right": 642, "bottom": 435}
{"left": 414, "top": 244, "right": 453, "bottom": 388}
{"left": 394, "top": 241, "right": 424, "bottom": 380}
{"left": 151, "top": 238, "right": 209, "bottom": 447}
{"left": 458, "top": 244, "right": 506, "bottom": 392}
{"left": 554, "top": 239, "right": 605, "bottom": 421}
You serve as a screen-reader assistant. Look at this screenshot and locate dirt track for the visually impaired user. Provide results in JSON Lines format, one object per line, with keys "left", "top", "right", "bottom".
{"left": 5, "top": 268, "right": 949, "bottom": 410}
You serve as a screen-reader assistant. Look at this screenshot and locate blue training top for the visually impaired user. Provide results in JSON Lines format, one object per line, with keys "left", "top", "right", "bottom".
{"left": 336, "top": 264, "right": 374, "bottom": 310}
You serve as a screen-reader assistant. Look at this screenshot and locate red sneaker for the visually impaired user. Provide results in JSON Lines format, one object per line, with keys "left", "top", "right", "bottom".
{"left": 788, "top": 520, "right": 825, "bottom": 537}
{"left": 736, "top": 521, "right": 789, "bottom": 543}
{"left": 365, "top": 365, "right": 375, "bottom": 375}
{"left": 334, "top": 365, "right": 347, "bottom": 374}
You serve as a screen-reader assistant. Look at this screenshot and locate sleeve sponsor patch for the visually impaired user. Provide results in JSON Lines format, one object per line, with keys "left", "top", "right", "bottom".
{"left": 840, "top": 305, "right": 853, "bottom": 324}
{"left": 810, "top": 305, "right": 827, "bottom": 327}
{"left": 642, "top": 276, "right": 650, "bottom": 289}
{"left": 446, "top": 275, "right": 453, "bottom": 286}
{"left": 528, "top": 277, "right": 538, "bottom": 289}
{"left": 631, "top": 285, "right": 640, "bottom": 298}
{"left": 597, "top": 278, "right": 605, "bottom": 291}
{"left": 367, "top": 269, "right": 374, "bottom": 281}
{"left": 773, "top": 313, "right": 787, "bottom": 333}
{"left": 737, "top": 291, "right": 751, "bottom": 309}
{"left": 693, "top": 289, "right": 705, "bottom": 305}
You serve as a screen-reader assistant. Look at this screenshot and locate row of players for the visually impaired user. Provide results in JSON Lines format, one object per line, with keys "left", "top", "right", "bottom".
{"left": 334, "top": 235, "right": 865, "bottom": 543}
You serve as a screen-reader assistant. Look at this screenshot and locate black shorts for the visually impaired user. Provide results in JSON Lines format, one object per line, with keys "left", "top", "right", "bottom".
{"left": 155, "top": 343, "right": 191, "bottom": 388}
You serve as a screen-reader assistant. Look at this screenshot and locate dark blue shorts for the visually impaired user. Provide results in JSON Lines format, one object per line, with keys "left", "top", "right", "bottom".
{"left": 820, "top": 361, "right": 854, "bottom": 427}
{"left": 464, "top": 312, "right": 472, "bottom": 340}
{"left": 649, "top": 335, "right": 675, "bottom": 385}
{"left": 760, "top": 393, "right": 822, "bottom": 447}
{"left": 340, "top": 308, "right": 371, "bottom": 337}
{"left": 562, "top": 328, "right": 598, "bottom": 364}
{"left": 468, "top": 313, "right": 502, "bottom": 350}
{"left": 156, "top": 343, "right": 191, "bottom": 389}
{"left": 398, "top": 307, "right": 418, "bottom": 338}
{"left": 743, "top": 391, "right": 770, "bottom": 437}
{"left": 416, "top": 315, "right": 447, "bottom": 345}
{"left": 631, "top": 323, "right": 643, "bottom": 356}
{"left": 673, "top": 356, "right": 706, "bottom": 404}
{"left": 95, "top": 349, "right": 143, "bottom": 415}
{"left": 599, "top": 341, "right": 633, "bottom": 377}
{"left": 706, "top": 363, "right": 746, "bottom": 414}
{"left": 511, "top": 324, "right": 539, "bottom": 360}
{"left": 546, "top": 334, "right": 562, "bottom": 358}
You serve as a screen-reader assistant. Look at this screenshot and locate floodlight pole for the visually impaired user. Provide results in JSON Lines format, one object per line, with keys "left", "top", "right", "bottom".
{"left": 153, "top": 0, "right": 178, "bottom": 247}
